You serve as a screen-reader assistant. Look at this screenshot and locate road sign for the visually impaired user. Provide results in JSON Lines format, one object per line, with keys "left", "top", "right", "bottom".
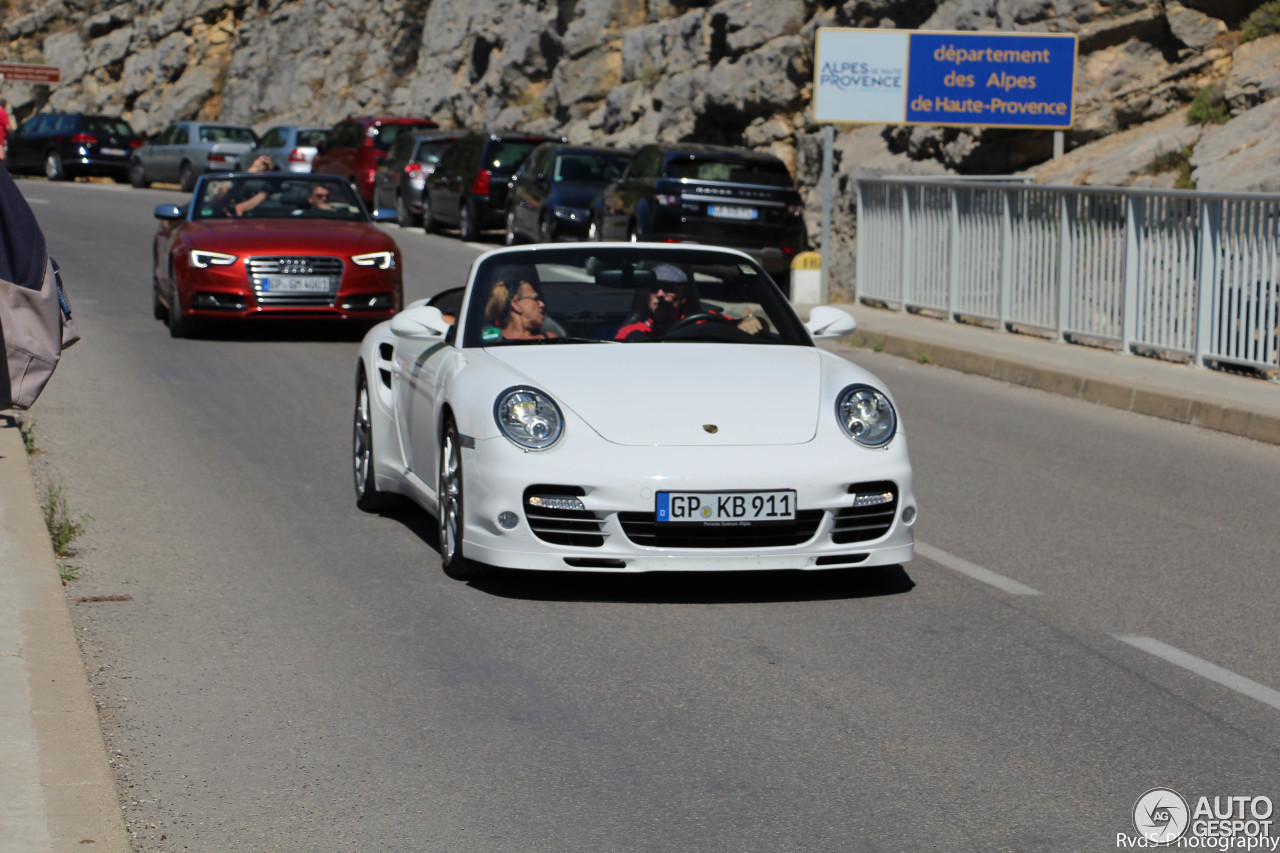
{"left": 0, "top": 63, "right": 62, "bottom": 84}
{"left": 814, "top": 29, "right": 1077, "bottom": 129}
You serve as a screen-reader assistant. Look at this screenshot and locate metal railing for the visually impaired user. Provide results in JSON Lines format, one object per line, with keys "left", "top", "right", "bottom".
{"left": 855, "top": 177, "right": 1280, "bottom": 375}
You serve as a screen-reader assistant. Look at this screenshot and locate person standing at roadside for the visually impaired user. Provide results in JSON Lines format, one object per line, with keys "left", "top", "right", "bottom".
{"left": 0, "top": 99, "right": 12, "bottom": 163}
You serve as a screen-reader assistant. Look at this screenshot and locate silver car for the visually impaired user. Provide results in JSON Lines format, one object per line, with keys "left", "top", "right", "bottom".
{"left": 248, "top": 125, "right": 329, "bottom": 173}
{"left": 128, "top": 121, "right": 259, "bottom": 191}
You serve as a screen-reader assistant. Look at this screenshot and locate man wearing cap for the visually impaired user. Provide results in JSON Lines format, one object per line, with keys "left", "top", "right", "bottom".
{"left": 614, "top": 262, "right": 763, "bottom": 341}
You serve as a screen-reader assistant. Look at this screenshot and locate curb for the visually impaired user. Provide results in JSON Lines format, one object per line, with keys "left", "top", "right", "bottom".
{"left": 832, "top": 332, "right": 1280, "bottom": 447}
{"left": 0, "top": 415, "right": 129, "bottom": 853}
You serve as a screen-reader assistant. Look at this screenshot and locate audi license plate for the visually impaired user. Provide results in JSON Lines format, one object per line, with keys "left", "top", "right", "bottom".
{"left": 708, "top": 204, "right": 758, "bottom": 220}
{"left": 100, "top": 147, "right": 126, "bottom": 157}
{"left": 656, "top": 490, "right": 796, "bottom": 524}
{"left": 260, "top": 275, "right": 330, "bottom": 293}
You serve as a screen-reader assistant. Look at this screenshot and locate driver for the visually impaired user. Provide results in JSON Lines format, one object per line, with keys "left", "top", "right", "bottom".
{"left": 614, "top": 263, "right": 762, "bottom": 340}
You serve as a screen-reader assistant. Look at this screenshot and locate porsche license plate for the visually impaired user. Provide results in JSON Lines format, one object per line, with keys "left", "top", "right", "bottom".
{"left": 708, "top": 204, "right": 758, "bottom": 220}
{"left": 656, "top": 490, "right": 796, "bottom": 523}
{"left": 260, "top": 275, "right": 330, "bottom": 293}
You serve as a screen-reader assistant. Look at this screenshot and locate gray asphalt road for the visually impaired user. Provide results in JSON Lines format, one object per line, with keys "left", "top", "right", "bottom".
{"left": 18, "top": 178, "right": 1280, "bottom": 852}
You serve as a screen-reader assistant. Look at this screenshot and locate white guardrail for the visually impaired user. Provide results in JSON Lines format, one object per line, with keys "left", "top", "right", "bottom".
{"left": 854, "top": 177, "right": 1280, "bottom": 375}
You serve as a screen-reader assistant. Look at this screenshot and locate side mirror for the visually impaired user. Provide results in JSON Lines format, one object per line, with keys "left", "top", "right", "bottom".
{"left": 153, "top": 204, "right": 184, "bottom": 220}
{"left": 390, "top": 304, "right": 450, "bottom": 339}
{"left": 370, "top": 207, "right": 397, "bottom": 222}
{"left": 804, "top": 306, "right": 857, "bottom": 340}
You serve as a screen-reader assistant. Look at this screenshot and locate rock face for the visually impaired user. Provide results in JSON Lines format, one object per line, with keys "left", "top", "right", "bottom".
{"left": 3, "top": 0, "right": 1280, "bottom": 298}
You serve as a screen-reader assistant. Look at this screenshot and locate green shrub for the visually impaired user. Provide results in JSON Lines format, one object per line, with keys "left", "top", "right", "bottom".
{"left": 1188, "top": 86, "right": 1230, "bottom": 126}
{"left": 40, "top": 483, "right": 88, "bottom": 559}
{"left": 1241, "top": 1, "right": 1280, "bottom": 42}
{"left": 1147, "top": 145, "right": 1196, "bottom": 189}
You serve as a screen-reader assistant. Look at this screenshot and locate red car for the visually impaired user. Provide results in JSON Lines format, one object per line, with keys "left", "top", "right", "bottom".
{"left": 152, "top": 172, "right": 403, "bottom": 337}
{"left": 311, "top": 115, "right": 438, "bottom": 205}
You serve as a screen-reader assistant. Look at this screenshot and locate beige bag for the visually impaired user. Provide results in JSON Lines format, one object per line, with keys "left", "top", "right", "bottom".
{"left": 2, "top": 257, "right": 80, "bottom": 410}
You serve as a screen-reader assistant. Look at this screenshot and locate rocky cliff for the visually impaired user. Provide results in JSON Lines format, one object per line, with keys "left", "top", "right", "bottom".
{"left": 4, "top": 0, "right": 1280, "bottom": 297}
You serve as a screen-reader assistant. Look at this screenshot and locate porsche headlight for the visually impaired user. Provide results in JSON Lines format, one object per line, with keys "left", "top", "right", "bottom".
{"left": 190, "top": 250, "right": 238, "bottom": 269}
{"left": 495, "top": 387, "right": 563, "bottom": 450}
{"left": 836, "top": 385, "right": 897, "bottom": 447}
{"left": 352, "top": 251, "right": 395, "bottom": 269}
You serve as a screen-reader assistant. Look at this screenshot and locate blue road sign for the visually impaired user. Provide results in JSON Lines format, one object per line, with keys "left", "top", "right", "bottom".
{"left": 815, "top": 29, "right": 1077, "bottom": 129}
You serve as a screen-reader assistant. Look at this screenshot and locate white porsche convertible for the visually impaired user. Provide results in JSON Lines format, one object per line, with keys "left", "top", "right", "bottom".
{"left": 352, "top": 243, "right": 916, "bottom": 579}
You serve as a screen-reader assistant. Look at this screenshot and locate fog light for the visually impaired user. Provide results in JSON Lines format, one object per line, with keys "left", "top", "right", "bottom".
{"left": 341, "top": 293, "right": 393, "bottom": 311}
{"left": 902, "top": 505, "right": 917, "bottom": 525}
{"left": 526, "top": 495, "right": 584, "bottom": 511}
{"left": 192, "top": 292, "right": 245, "bottom": 310}
{"left": 497, "top": 511, "right": 518, "bottom": 529}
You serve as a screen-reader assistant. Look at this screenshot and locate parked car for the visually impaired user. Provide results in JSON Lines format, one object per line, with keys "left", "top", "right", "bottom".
{"left": 248, "top": 125, "right": 330, "bottom": 173}
{"left": 6, "top": 112, "right": 143, "bottom": 182}
{"left": 351, "top": 242, "right": 915, "bottom": 580}
{"left": 129, "top": 121, "right": 259, "bottom": 191}
{"left": 151, "top": 172, "right": 402, "bottom": 338}
{"left": 505, "top": 143, "right": 630, "bottom": 244}
{"left": 371, "top": 129, "right": 463, "bottom": 227}
{"left": 422, "top": 130, "right": 566, "bottom": 241}
{"left": 311, "top": 115, "right": 438, "bottom": 205}
{"left": 588, "top": 143, "right": 808, "bottom": 282}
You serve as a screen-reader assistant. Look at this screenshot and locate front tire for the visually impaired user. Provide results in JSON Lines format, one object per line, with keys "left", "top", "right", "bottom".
{"left": 353, "top": 370, "right": 392, "bottom": 511}
{"left": 505, "top": 207, "right": 518, "bottom": 246}
{"left": 44, "top": 151, "right": 66, "bottom": 181}
{"left": 396, "top": 194, "right": 413, "bottom": 228}
{"left": 422, "top": 193, "right": 439, "bottom": 234}
{"left": 458, "top": 201, "right": 477, "bottom": 242}
{"left": 130, "top": 160, "right": 150, "bottom": 188}
{"left": 539, "top": 212, "right": 554, "bottom": 243}
{"left": 178, "top": 162, "right": 195, "bottom": 193}
{"left": 438, "top": 419, "right": 480, "bottom": 580}
{"left": 166, "top": 260, "right": 193, "bottom": 338}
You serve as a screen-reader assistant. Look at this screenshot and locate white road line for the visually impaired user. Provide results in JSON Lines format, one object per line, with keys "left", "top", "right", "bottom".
{"left": 916, "top": 542, "right": 1042, "bottom": 596}
{"left": 1114, "top": 634, "right": 1280, "bottom": 712}
{"left": 24, "top": 198, "right": 50, "bottom": 204}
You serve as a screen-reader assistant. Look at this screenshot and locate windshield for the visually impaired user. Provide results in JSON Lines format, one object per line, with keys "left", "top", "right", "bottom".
{"left": 461, "top": 247, "right": 809, "bottom": 348}
{"left": 666, "top": 156, "right": 795, "bottom": 187}
{"left": 297, "top": 129, "right": 328, "bottom": 148}
{"left": 198, "top": 125, "right": 258, "bottom": 144}
{"left": 415, "top": 140, "right": 453, "bottom": 165}
{"left": 192, "top": 176, "right": 366, "bottom": 222}
{"left": 554, "top": 152, "right": 628, "bottom": 184}
{"left": 84, "top": 117, "right": 134, "bottom": 136}
{"left": 487, "top": 140, "right": 542, "bottom": 173}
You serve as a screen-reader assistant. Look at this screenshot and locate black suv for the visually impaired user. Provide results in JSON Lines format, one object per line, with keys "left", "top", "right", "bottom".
{"left": 6, "top": 112, "right": 142, "bottom": 181}
{"left": 371, "top": 129, "right": 462, "bottom": 227}
{"left": 588, "top": 143, "right": 807, "bottom": 278}
{"left": 422, "top": 131, "right": 566, "bottom": 240}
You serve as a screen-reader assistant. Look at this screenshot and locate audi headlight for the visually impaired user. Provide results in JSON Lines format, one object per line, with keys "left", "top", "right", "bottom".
{"left": 836, "top": 385, "right": 897, "bottom": 447}
{"left": 495, "top": 387, "right": 563, "bottom": 450}
{"left": 352, "top": 251, "right": 395, "bottom": 269}
{"left": 190, "top": 250, "right": 238, "bottom": 269}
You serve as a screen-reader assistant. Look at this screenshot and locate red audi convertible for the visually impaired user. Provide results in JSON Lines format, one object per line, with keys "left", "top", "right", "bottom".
{"left": 152, "top": 172, "right": 403, "bottom": 337}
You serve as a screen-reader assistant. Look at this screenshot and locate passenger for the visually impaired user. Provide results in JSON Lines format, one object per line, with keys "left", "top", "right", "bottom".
{"left": 614, "top": 263, "right": 762, "bottom": 340}
{"left": 483, "top": 279, "right": 557, "bottom": 341}
{"left": 208, "top": 155, "right": 274, "bottom": 217}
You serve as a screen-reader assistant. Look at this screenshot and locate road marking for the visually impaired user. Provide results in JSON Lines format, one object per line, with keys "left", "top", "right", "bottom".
{"left": 1114, "top": 634, "right": 1280, "bottom": 712}
{"left": 916, "top": 542, "right": 1042, "bottom": 596}
{"left": 24, "top": 198, "right": 49, "bottom": 204}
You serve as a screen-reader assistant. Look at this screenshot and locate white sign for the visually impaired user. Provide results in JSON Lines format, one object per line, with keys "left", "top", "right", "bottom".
{"left": 814, "top": 30, "right": 910, "bottom": 124}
